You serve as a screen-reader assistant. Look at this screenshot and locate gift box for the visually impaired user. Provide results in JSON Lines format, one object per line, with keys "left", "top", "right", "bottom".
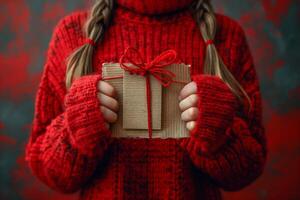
{"left": 101, "top": 47, "right": 191, "bottom": 138}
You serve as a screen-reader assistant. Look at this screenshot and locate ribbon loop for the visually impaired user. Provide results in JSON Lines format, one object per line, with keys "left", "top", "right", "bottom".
{"left": 119, "top": 47, "right": 178, "bottom": 87}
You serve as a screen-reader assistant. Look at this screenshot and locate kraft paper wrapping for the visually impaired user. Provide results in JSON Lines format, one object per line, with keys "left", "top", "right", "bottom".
{"left": 102, "top": 63, "right": 191, "bottom": 138}
{"left": 123, "top": 67, "right": 162, "bottom": 130}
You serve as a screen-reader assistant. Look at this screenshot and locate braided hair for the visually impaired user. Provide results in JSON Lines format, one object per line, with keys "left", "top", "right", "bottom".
{"left": 65, "top": 0, "right": 114, "bottom": 89}
{"left": 192, "top": 0, "right": 252, "bottom": 111}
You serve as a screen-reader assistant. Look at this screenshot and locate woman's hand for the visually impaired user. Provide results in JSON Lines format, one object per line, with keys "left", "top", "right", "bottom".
{"left": 179, "top": 75, "right": 239, "bottom": 155}
{"left": 97, "top": 81, "right": 119, "bottom": 129}
{"left": 178, "top": 81, "right": 198, "bottom": 131}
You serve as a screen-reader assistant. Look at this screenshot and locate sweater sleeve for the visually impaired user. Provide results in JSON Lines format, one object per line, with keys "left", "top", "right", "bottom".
{"left": 181, "top": 25, "right": 267, "bottom": 191}
{"left": 25, "top": 13, "right": 112, "bottom": 193}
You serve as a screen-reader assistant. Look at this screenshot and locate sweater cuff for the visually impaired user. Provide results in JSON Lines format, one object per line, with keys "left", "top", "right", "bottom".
{"left": 190, "top": 74, "right": 239, "bottom": 153}
{"left": 64, "top": 74, "right": 111, "bottom": 157}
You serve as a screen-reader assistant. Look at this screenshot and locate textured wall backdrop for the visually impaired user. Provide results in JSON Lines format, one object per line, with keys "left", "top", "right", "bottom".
{"left": 0, "top": 0, "right": 299, "bottom": 199}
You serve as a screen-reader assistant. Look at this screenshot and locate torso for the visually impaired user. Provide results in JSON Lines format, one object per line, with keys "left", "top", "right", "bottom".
{"left": 57, "top": 6, "right": 243, "bottom": 199}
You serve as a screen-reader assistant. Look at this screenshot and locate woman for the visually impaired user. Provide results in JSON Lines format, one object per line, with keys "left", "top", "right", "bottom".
{"left": 25, "top": 0, "right": 267, "bottom": 199}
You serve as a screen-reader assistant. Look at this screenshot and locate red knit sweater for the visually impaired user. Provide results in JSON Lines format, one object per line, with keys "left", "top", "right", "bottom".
{"left": 25, "top": 0, "right": 267, "bottom": 199}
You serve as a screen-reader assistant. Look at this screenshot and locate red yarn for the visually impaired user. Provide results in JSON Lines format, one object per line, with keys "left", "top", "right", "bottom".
{"left": 119, "top": 47, "right": 177, "bottom": 87}
{"left": 25, "top": 1, "right": 266, "bottom": 198}
{"left": 205, "top": 39, "right": 214, "bottom": 46}
{"left": 145, "top": 75, "right": 152, "bottom": 138}
{"left": 85, "top": 38, "right": 96, "bottom": 47}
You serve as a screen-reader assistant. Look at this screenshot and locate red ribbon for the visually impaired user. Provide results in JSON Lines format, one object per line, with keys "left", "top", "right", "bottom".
{"left": 86, "top": 38, "right": 96, "bottom": 47}
{"left": 119, "top": 47, "right": 178, "bottom": 138}
{"left": 119, "top": 47, "right": 178, "bottom": 87}
{"left": 205, "top": 39, "right": 214, "bottom": 46}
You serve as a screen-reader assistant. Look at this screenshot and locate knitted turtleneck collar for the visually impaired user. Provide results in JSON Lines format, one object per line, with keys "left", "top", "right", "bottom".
{"left": 116, "top": 0, "right": 195, "bottom": 15}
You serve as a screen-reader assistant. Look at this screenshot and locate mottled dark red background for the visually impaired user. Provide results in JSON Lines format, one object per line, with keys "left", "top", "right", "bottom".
{"left": 0, "top": 0, "right": 299, "bottom": 199}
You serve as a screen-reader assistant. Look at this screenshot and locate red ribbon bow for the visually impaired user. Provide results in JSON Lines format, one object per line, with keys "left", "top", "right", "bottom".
{"left": 119, "top": 47, "right": 178, "bottom": 87}
{"left": 119, "top": 47, "right": 178, "bottom": 138}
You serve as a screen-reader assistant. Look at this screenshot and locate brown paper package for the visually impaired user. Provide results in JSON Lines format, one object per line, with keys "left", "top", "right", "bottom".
{"left": 102, "top": 63, "right": 191, "bottom": 138}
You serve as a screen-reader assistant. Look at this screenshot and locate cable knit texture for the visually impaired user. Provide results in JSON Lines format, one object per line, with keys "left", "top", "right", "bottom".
{"left": 189, "top": 74, "right": 239, "bottom": 155}
{"left": 66, "top": 74, "right": 111, "bottom": 157}
{"left": 25, "top": 0, "right": 267, "bottom": 199}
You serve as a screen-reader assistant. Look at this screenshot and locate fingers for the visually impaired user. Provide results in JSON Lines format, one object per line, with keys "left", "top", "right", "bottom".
{"left": 97, "top": 93, "right": 119, "bottom": 112}
{"left": 181, "top": 107, "right": 198, "bottom": 122}
{"left": 100, "top": 106, "right": 118, "bottom": 123}
{"left": 179, "top": 82, "right": 198, "bottom": 131}
{"left": 179, "top": 94, "right": 198, "bottom": 111}
{"left": 186, "top": 121, "right": 196, "bottom": 131}
{"left": 97, "top": 81, "right": 119, "bottom": 125}
{"left": 178, "top": 81, "right": 197, "bottom": 101}
{"left": 98, "top": 81, "right": 117, "bottom": 97}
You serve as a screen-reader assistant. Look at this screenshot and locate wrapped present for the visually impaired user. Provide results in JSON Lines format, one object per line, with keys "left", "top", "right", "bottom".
{"left": 102, "top": 47, "right": 191, "bottom": 138}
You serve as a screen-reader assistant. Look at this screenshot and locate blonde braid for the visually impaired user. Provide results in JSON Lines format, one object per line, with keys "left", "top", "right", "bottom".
{"left": 66, "top": 0, "right": 114, "bottom": 89}
{"left": 192, "top": 0, "right": 252, "bottom": 112}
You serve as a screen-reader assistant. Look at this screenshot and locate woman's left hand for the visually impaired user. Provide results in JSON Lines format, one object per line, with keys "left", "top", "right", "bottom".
{"left": 178, "top": 81, "right": 199, "bottom": 131}
{"left": 178, "top": 75, "right": 239, "bottom": 156}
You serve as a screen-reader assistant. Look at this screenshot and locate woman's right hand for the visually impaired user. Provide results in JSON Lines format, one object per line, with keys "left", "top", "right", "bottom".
{"left": 97, "top": 80, "right": 119, "bottom": 129}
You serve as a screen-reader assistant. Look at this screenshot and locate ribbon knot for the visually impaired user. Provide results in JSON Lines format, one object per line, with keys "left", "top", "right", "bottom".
{"left": 119, "top": 47, "right": 178, "bottom": 87}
